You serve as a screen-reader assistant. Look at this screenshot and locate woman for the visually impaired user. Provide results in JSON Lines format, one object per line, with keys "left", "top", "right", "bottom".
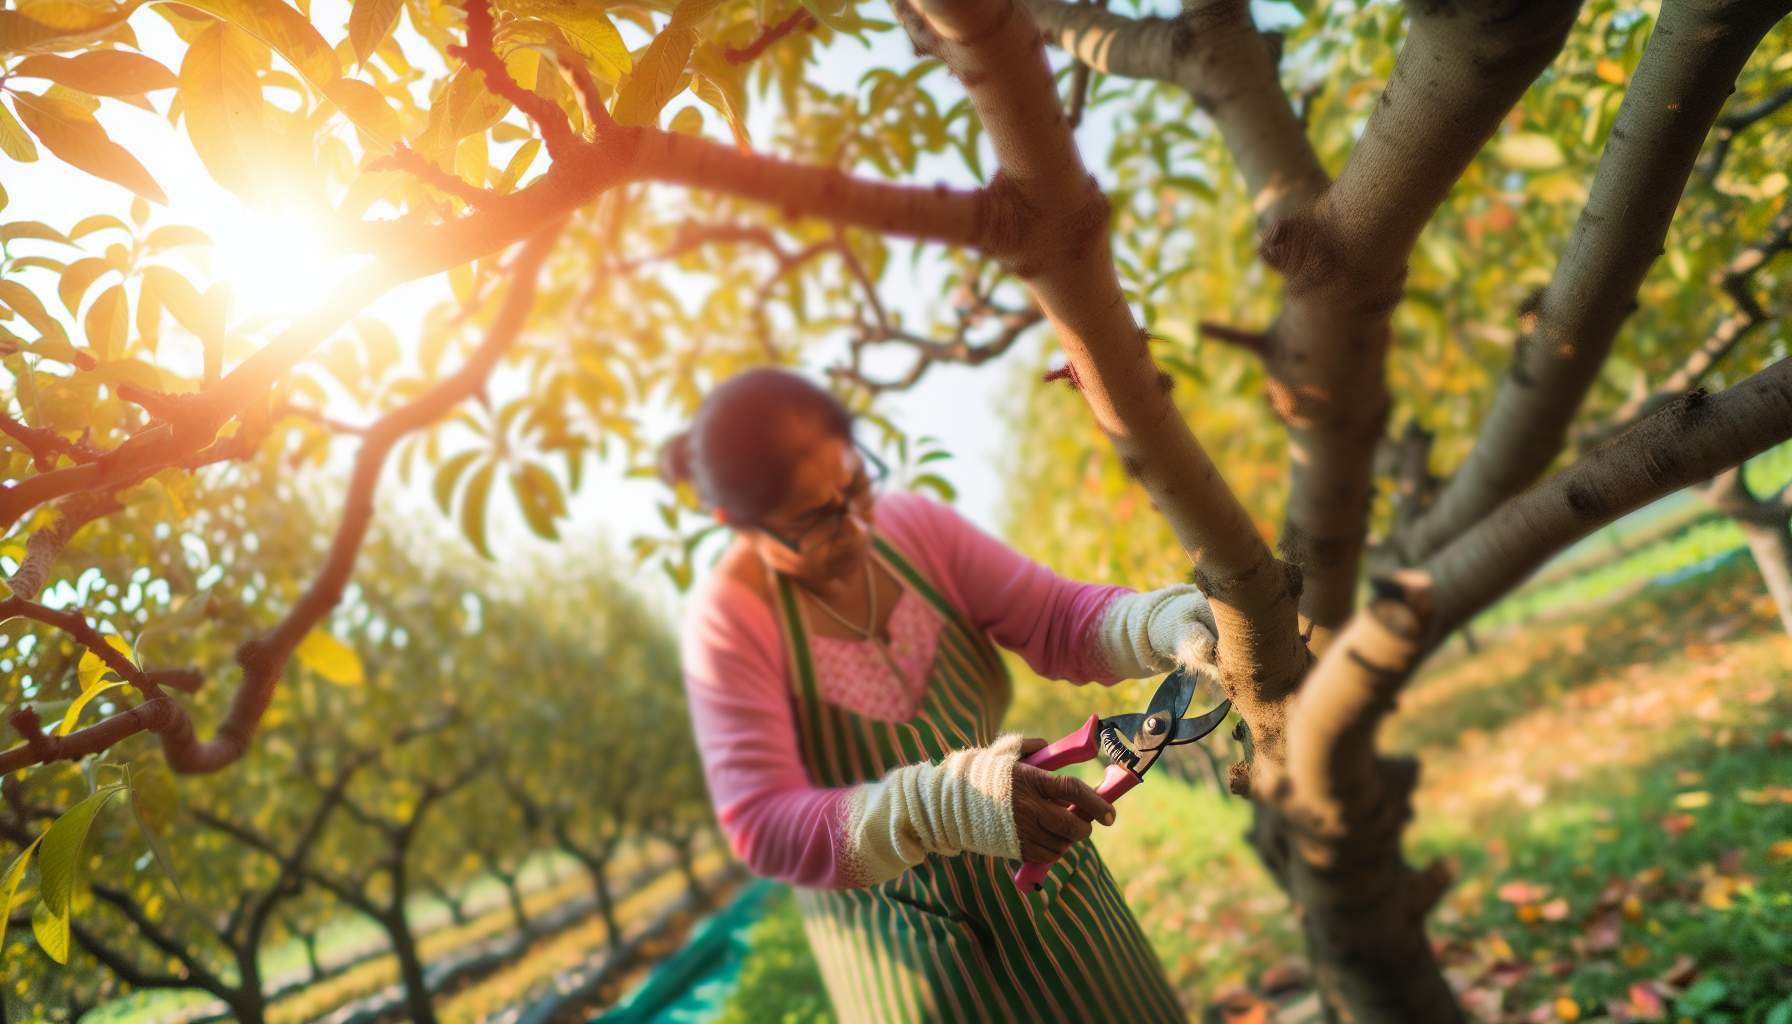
{"left": 668, "top": 369, "right": 1220, "bottom": 1023}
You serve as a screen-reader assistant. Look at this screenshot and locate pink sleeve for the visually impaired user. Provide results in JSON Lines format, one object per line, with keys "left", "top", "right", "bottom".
{"left": 880, "top": 493, "right": 1128, "bottom": 684}
{"left": 680, "top": 575, "right": 859, "bottom": 889}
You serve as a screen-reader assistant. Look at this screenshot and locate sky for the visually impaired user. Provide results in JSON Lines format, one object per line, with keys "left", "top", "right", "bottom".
{"left": 2, "top": 0, "right": 1148, "bottom": 618}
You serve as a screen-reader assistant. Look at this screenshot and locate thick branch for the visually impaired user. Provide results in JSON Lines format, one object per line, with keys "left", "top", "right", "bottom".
{"left": 5, "top": 491, "right": 120, "bottom": 601}
{"left": 1267, "top": 0, "right": 1579, "bottom": 641}
{"left": 908, "top": 0, "right": 1305, "bottom": 754}
{"left": 1427, "top": 357, "right": 1792, "bottom": 634}
{"left": 1405, "top": 0, "right": 1792, "bottom": 562}
{"left": 1021, "top": 0, "right": 1326, "bottom": 222}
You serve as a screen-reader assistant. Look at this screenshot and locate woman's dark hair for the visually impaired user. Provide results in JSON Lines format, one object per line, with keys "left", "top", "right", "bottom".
{"left": 658, "top": 369, "right": 853, "bottom": 523}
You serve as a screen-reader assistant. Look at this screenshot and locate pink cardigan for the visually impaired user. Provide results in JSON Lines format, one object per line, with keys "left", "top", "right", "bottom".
{"left": 679, "top": 492, "right": 1129, "bottom": 889}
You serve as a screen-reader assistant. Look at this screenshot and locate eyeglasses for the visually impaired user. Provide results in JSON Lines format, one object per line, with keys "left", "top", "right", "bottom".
{"left": 755, "top": 441, "right": 890, "bottom": 555}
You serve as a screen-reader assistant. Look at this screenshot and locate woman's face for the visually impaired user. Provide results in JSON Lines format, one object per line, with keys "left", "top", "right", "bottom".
{"left": 744, "top": 423, "right": 876, "bottom": 586}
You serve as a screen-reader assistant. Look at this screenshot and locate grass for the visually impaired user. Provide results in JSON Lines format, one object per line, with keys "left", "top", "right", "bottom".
{"left": 720, "top": 557, "right": 1792, "bottom": 1022}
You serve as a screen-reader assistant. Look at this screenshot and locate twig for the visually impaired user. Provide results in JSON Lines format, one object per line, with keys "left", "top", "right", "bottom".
{"left": 724, "top": 9, "right": 816, "bottom": 65}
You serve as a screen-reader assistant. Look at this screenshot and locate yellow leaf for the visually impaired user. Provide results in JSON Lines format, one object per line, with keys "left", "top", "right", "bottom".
{"left": 1673, "top": 791, "right": 1710, "bottom": 809}
{"left": 177, "top": 0, "right": 338, "bottom": 87}
{"left": 10, "top": 51, "right": 176, "bottom": 97}
{"left": 1495, "top": 132, "right": 1565, "bottom": 172}
{"left": 82, "top": 281, "right": 127, "bottom": 359}
{"left": 322, "top": 76, "right": 398, "bottom": 147}
{"left": 347, "top": 0, "right": 402, "bottom": 65}
{"left": 178, "top": 22, "right": 265, "bottom": 194}
{"left": 0, "top": 98, "right": 41, "bottom": 162}
{"left": 668, "top": 104, "right": 703, "bottom": 136}
{"left": 1555, "top": 997, "right": 1580, "bottom": 1022}
{"left": 57, "top": 679, "right": 125, "bottom": 735}
{"left": 1594, "top": 58, "right": 1625, "bottom": 84}
{"left": 0, "top": 0, "right": 148, "bottom": 56}
{"left": 9, "top": 91, "right": 164, "bottom": 202}
{"left": 510, "top": 0, "right": 630, "bottom": 82}
{"left": 1768, "top": 839, "right": 1792, "bottom": 863}
{"left": 77, "top": 634, "right": 132, "bottom": 690}
{"left": 295, "top": 629, "right": 364, "bottom": 685}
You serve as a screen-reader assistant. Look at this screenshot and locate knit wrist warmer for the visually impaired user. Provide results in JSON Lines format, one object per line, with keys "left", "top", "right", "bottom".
{"left": 1097, "top": 584, "right": 1220, "bottom": 682}
{"left": 840, "top": 733, "right": 1024, "bottom": 886}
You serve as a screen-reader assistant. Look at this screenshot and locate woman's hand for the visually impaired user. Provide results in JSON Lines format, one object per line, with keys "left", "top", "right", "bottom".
{"left": 1011, "top": 737, "right": 1117, "bottom": 865}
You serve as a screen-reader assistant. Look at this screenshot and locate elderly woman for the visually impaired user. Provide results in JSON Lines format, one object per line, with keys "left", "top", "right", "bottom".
{"left": 668, "top": 369, "right": 1218, "bottom": 1023}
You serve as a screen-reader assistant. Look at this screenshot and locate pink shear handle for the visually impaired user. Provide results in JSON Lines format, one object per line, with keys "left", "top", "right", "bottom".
{"left": 1019, "top": 714, "right": 1102, "bottom": 771}
{"left": 1012, "top": 763, "right": 1140, "bottom": 892}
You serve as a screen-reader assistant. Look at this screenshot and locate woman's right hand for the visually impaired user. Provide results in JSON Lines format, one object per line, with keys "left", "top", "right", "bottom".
{"left": 1011, "top": 739, "right": 1117, "bottom": 864}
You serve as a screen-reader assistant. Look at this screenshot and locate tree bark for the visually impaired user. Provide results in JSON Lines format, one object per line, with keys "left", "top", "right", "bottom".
{"left": 498, "top": 870, "right": 532, "bottom": 936}
{"left": 1739, "top": 517, "right": 1792, "bottom": 635}
{"left": 386, "top": 912, "right": 437, "bottom": 1024}
{"left": 1404, "top": 0, "right": 1792, "bottom": 561}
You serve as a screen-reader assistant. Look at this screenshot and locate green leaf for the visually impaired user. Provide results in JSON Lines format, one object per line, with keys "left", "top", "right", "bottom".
{"left": 911, "top": 472, "right": 957, "bottom": 501}
{"left": 10, "top": 51, "right": 177, "bottom": 97}
{"left": 347, "top": 0, "right": 402, "bottom": 64}
{"left": 40, "top": 785, "right": 126, "bottom": 917}
{"left": 82, "top": 281, "right": 127, "bottom": 359}
{"left": 10, "top": 91, "right": 166, "bottom": 203}
{"left": 178, "top": 22, "right": 265, "bottom": 195}
{"left": 32, "top": 895, "right": 69, "bottom": 963}
{"left": 128, "top": 761, "right": 185, "bottom": 902}
{"left": 57, "top": 680, "right": 125, "bottom": 736}
{"left": 433, "top": 449, "right": 482, "bottom": 516}
{"left": 1494, "top": 132, "right": 1565, "bottom": 172}
{"left": 295, "top": 628, "right": 364, "bottom": 685}
{"left": 461, "top": 461, "right": 495, "bottom": 559}
{"left": 917, "top": 450, "right": 953, "bottom": 464}
{"left": 512, "top": 462, "right": 565, "bottom": 541}
{"left": 0, "top": 832, "right": 43, "bottom": 957}
{"left": 177, "top": 0, "right": 339, "bottom": 87}
{"left": 0, "top": 99, "right": 39, "bottom": 162}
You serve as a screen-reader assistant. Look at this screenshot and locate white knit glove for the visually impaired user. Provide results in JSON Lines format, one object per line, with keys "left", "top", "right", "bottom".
{"left": 1096, "top": 584, "right": 1220, "bottom": 682}
{"left": 840, "top": 734, "right": 1023, "bottom": 886}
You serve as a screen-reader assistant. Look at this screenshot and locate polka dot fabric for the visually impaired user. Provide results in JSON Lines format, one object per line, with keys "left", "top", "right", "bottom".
{"left": 809, "top": 588, "right": 943, "bottom": 723}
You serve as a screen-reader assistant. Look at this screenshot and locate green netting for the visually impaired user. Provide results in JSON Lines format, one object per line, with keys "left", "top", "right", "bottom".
{"left": 592, "top": 879, "right": 780, "bottom": 1024}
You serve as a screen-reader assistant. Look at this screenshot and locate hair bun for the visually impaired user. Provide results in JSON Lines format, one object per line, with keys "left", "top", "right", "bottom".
{"left": 658, "top": 432, "right": 695, "bottom": 488}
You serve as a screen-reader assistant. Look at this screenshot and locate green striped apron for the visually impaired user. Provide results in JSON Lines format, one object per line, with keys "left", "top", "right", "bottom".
{"left": 769, "top": 536, "right": 1185, "bottom": 1023}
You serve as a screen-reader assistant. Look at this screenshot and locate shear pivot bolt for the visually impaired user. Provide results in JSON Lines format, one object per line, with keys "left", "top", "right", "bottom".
{"left": 1144, "top": 717, "right": 1165, "bottom": 736}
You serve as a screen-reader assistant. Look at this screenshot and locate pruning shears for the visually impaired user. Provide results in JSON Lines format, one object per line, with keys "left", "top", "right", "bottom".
{"left": 1012, "top": 669, "right": 1231, "bottom": 892}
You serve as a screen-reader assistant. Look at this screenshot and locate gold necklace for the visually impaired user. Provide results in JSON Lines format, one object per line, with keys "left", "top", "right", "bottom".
{"left": 800, "top": 561, "right": 909, "bottom": 685}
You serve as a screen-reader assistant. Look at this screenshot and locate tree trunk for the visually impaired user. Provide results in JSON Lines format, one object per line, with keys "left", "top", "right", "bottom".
{"left": 421, "top": 875, "right": 467, "bottom": 925}
{"left": 670, "top": 837, "right": 705, "bottom": 907}
{"left": 386, "top": 913, "right": 438, "bottom": 1024}
{"left": 498, "top": 871, "right": 531, "bottom": 936}
{"left": 301, "top": 930, "right": 324, "bottom": 982}
{"left": 1738, "top": 516, "right": 1792, "bottom": 636}
{"left": 580, "top": 857, "right": 621, "bottom": 951}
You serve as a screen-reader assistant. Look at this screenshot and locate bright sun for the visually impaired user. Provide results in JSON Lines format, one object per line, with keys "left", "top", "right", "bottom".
{"left": 199, "top": 197, "right": 341, "bottom": 321}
